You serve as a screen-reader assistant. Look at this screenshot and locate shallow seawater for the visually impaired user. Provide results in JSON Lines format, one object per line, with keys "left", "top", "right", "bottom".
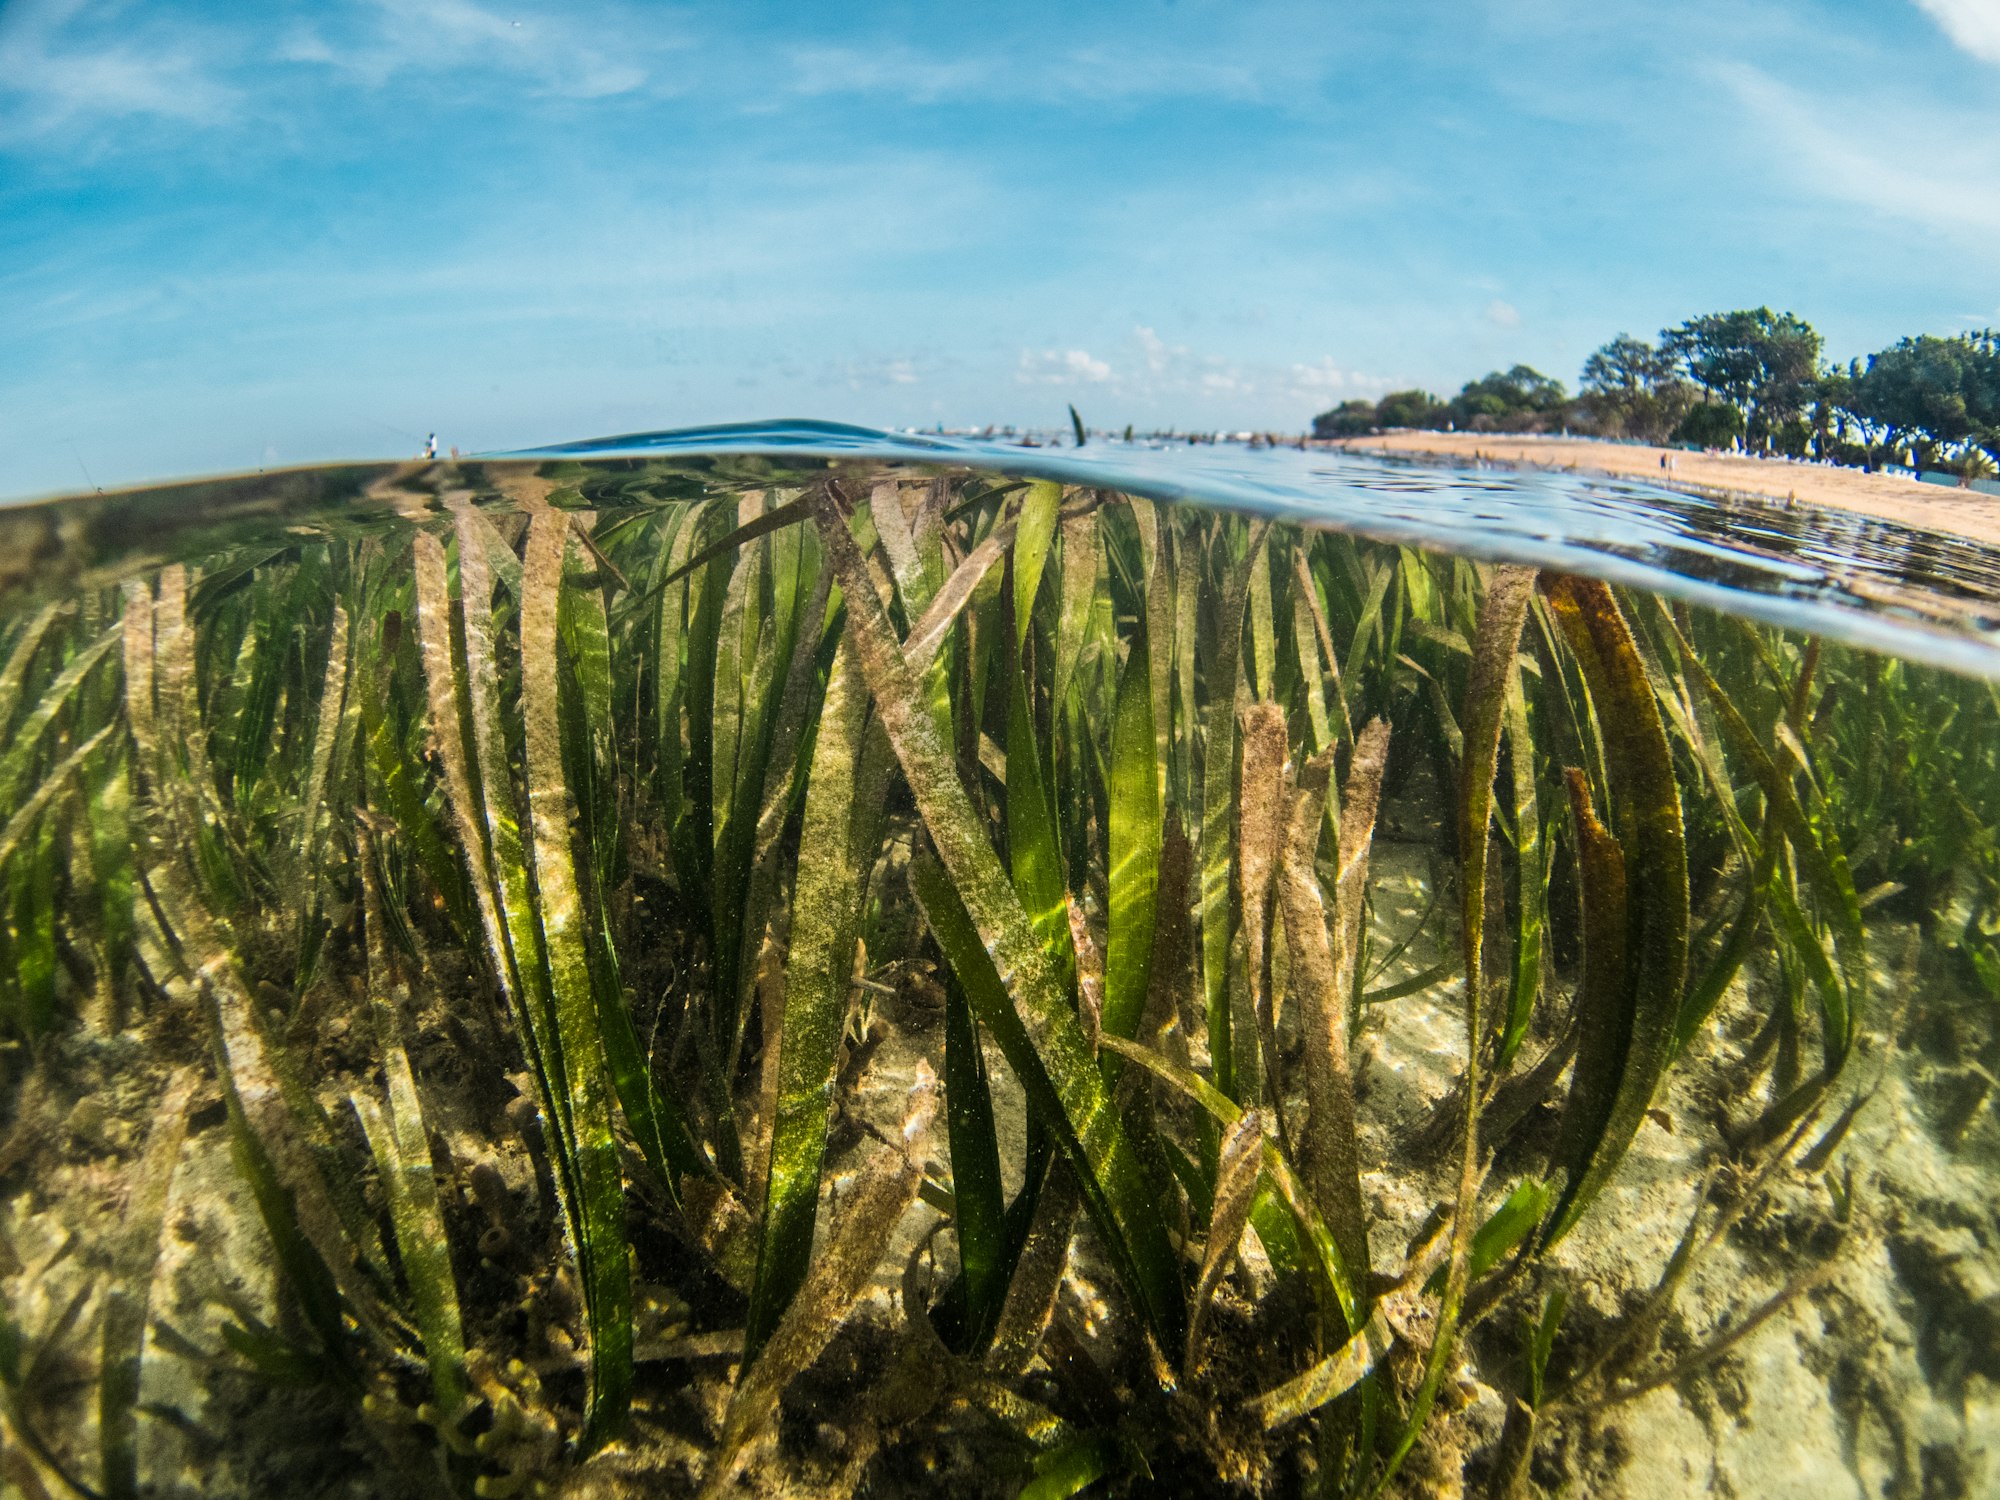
{"left": 0, "top": 428, "right": 1995, "bottom": 1499}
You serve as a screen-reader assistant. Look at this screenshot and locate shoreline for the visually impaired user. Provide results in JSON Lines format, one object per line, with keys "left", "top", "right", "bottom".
{"left": 1326, "top": 430, "right": 2000, "bottom": 549}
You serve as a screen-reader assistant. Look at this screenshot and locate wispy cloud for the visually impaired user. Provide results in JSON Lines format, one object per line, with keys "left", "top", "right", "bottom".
{"left": 285, "top": 0, "right": 664, "bottom": 98}
{"left": 779, "top": 43, "right": 986, "bottom": 103}
{"left": 1914, "top": 0, "right": 2000, "bottom": 65}
{"left": 776, "top": 5, "right": 1345, "bottom": 109}
{"left": 0, "top": 0, "right": 239, "bottom": 139}
{"left": 1484, "top": 299, "right": 1522, "bottom": 329}
{"left": 1716, "top": 60, "right": 2000, "bottom": 237}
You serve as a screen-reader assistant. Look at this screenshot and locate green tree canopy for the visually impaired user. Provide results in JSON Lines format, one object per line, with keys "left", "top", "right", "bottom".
{"left": 1671, "top": 400, "right": 1744, "bottom": 450}
{"left": 1847, "top": 332, "right": 2000, "bottom": 465}
{"left": 1312, "top": 399, "right": 1381, "bottom": 438}
{"left": 1660, "top": 308, "right": 1822, "bottom": 451}
{"left": 1578, "top": 335, "right": 1694, "bottom": 443}
{"left": 1375, "top": 389, "right": 1444, "bottom": 429}
{"left": 1449, "top": 365, "right": 1567, "bottom": 430}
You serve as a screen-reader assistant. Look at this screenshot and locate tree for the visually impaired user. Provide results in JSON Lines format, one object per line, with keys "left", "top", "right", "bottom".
{"left": 1660, "top": 308, "right": 1822, "bottom": 452}
{"left": 1448, "top": 365, "right": 1568, "bottom": 431}
{"left": 1578, "top": 334, "right": 1694, "bottom": 443}
{"left": 1312, "top": 400, "right": 1380, "bottom": 438}
{"left": 1843, "top": 331, "right": 2000, "bottom": 471}
{"left": 1671, "top": 400, "right": 1744, "bottom": 450}
{"left": 1375, "top": 389, "right": 1444, "bottom": 429}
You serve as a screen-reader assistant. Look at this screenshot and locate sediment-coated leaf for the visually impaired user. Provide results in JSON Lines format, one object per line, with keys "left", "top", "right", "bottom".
{"left": 1332, "top": 718, "right": 1391, "bottom": 1007}
{"left": 1248, "top": 1308, "right": 1393, "bottom": 1430}
{"left": 1186, "top": 1108, "right": 1264, "bottom": 1371}
{"left": 657, "top": 494, "right": 810, "bottom": 589}
{"left": 0, "top": 601, "right": 67, "bottom": 734}
{"left": 99, "top": 1067, "right": 196, "bottom": 1500}
{"left": 1098, "top": 1033, "right": 1358, "bottom": 1322}
{"left": 1279, "top": 749, "right": 1369, "bottom": 1293}
{"left": 703, "top": 1069, "right": 937, "bottom": 1500}
{"left": 907, "top": 515, "right": 1017, "bottom": 673}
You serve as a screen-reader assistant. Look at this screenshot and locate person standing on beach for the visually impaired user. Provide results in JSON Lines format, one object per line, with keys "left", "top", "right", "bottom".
{"left": 425, "top": 432, "right": 438, "bottom": 460}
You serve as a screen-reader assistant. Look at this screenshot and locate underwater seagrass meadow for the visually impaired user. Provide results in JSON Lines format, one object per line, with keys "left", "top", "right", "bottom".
{"left": 0, "top": 452, "right": 1996, "bottom": 1499}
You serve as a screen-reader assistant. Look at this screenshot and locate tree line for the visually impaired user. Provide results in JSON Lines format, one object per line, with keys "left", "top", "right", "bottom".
{"left": 1313, "top": 309, "right": 2000, "bottom": 481}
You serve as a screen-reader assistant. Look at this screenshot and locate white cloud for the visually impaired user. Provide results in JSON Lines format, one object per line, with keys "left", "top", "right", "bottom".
{"left": 1914, "top": 0, "right": 2000, "bottom": 65}
{"left": 1017, "top": 349, "right": 1111, "bottom": 385}
{"left": 1113, "top": 328, "right": 1392, "bottom": 412}
{"left": 1285, "top": 357, "right": 1394, "bottom": 398}
{"left": 1484, "top": 299, "right": 1523, "bottom": 329}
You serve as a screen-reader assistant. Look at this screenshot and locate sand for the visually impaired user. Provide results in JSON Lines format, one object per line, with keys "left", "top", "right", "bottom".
{"left": 1329, "top": 432, "right": 2000, "bottom": 551}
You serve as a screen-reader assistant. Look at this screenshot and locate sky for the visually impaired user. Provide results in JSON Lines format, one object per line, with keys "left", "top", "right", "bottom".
{"left": 2, "top": 0, "right": 1997, "bottom": 499}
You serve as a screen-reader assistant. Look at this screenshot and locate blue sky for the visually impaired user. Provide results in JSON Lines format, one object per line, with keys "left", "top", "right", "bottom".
{"left": 3, "top": 0, "right": 1997, "bottom": 498}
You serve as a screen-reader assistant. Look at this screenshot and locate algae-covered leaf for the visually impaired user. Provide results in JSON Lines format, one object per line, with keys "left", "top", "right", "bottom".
{"left": 1423, "top": 1178, "right": 1549, "bottom": 1295}
{"left": 1101, "top": 628, "right": 1160, "bottom": 1048}
{"left": 1663, "top": 605, "right": 1864, "bottom": 1074}
{"left": 1098, "top": 1032, "right": 1360, "bottom": 1325}
{"left": 745, "top": 639, "right": 872, "bottom": 1359}
{"left": 1199, "top": 521, "right": 1272, "bottom": 1101}
{"left": 1498, "top": 671, "right": 1546, "bottom": 1067}
{"left": 1458, "top": 567, "right": 1537, "bottom": 1054}
{"left": 1007, "top": 671, "right": 1072, "bottom": 966}
{"left": 814, "top": 481, "right": 1187, "bottom": 1355}
{"left": 944, "top": 964, "right": 1010, "bottom": 1354}
{"left": 355, "top": 822, "right": 467, "bottom": 1421}
{"left": 1238, "top": 702, "right": 1289, "bottom": 1108}
{"left": 521, "top": 510, "right": 632, "bottom": 1438}
{"left": 1013, "top": 481, "right": 1062, "bottom": 655}
{"left": 1539, "top": 575, "right": 1687, "bottom": 1246}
